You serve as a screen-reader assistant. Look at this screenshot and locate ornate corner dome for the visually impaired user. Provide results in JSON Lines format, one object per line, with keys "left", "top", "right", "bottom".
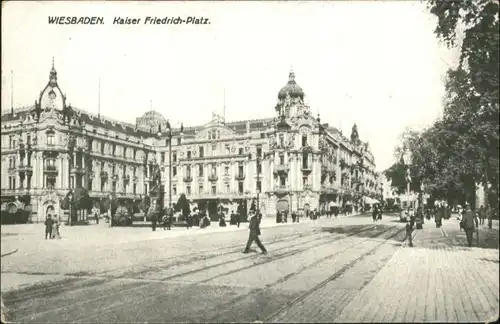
{"left": 136, "top": 110, "right": 168, "bottom": 132}
{"left": 278, "top": 70, "right": 305, "bottom": 100}
{"left": 38, "top": 58, "right": 66, "bottom": 111}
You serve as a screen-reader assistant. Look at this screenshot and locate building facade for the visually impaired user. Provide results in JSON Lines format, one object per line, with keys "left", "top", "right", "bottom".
{"left": 1, "top": 63, "right": 382, "bottom": 222}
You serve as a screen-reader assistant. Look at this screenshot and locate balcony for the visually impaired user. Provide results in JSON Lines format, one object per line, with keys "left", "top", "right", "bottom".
{"left": 70, "top": 166, "right": 85, "bottom": 174}
{"left": 301, "top": 165, "right": 312, "bottom": 173}
{"left": 274, "top": 164, "right": 290, "bottom": 174}
{"left": 183, "top": 175, "right": 193, "bottom": 182}
{"left": 273, "top": 185, "right": 291, "bottom": 193}
{"left": 44, "top": 165, "right": 58, "bottom": 174}
{"left": 208, "top": 174, "right": 218, "bottom": 182}
{"left": 235, "top": 173, "right": 245, "bottom": 181}
{"left": 17, "top": 164, "right": 33, "bottom": 174}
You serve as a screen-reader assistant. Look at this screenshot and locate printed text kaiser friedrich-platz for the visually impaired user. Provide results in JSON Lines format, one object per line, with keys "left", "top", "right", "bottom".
{"left": 48, "top": 16, "right": 211, "bottom": 25}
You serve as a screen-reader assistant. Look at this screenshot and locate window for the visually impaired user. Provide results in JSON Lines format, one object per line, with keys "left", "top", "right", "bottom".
{"left": 173, "top": 184, "right": 177, "bottom": 195}
{"left": 279, "top": 135, "right": 284, "bottom": 147}
{"left": 199, "top": 146, "right": 204, "bottom": 158}
{"left": 112, "top": 144, "right": 116, "bottom": 156}
{"left": 212, "top": 144, "right": 217, "bottom": 156}
{"left": 112, "top": 181, "right": 117, "bottom": 192}
{"left": 225, "top": 182, "right": 230, "bottom": 193}
{"left": 303, "top": 177, "right": 308, "bottom": 186}
{"left": 70, "top": 176, "right": 75, "bottom": 189}
{"left": 173, "top": 152, "right": 177, "bottom": 162}
{"left": 302, "top": 135, "right": 307, "bottom": 147}
{"left": 198, "top": 165, "right": 204, "bottom": 177}
{"left": 187, "top": 151, "right": 191, "bottom": 159}
{"left": 173, "top": 166, "right": 177, "bottom": 176}
{"left": 9, "top": 136, "right": 14, "bottom": 148}
{"left": 211, "top": 164, "right": 217, "bottom": 176}
{"left": 27, "top": 135, "right": 31, "bottom": 146}
{"left": 225, "top": 144, "right": 230, "bottom": 155}
{"left": 238, "top": 148, "right": 244, "bottom": 155}
{"left": 198, "top": 184, "right": 203, "bottom": 193}
{"left": 47, "top": 133, "right": 55, "bottom": 146}
{"left": 101, "top": 142, "right": 105, "bottom": 154}
{"left": 302, "top": 153, "right": 308, "bottom": 169}
{"left": 257, "top": 161, "right": 261, "bottom": 174}
{"left": 279, "top": 155, "right": 285, "bottom": 165}
{"left": 186, "top": 185, "right": 191, "bottom": 195}
{"left": 211, "top": 185, "right": 217, "bottom": 195}
{"left": 280, "top": 177, "right": 286, "bottom": 186}
{"left": 177, "top": 138, "right": 181, "bottom": 145}
{"left": 144, "top": 184, "right": 148, "bottom": 195}
{"left": 133, "top": 184, "right": 137, "bottom": 194}
{"left": 238, "top": 163, "right": 244, "bottom": 177}
{"left": 186, "top": 166, "right": 191, "bottom": 177}
{"left": 224, "top": 166, "right": 229, "bottom": 175}
{"left": 257, "top": 145, "right": 262, "bottom": 158}
{"left": 256, "top": 181, "right": 261, "bottom": 192}
{"left": 87, "top": 178, "right": 93, "bottom": 191}
{"left": 238, "top": 182, "right": 244, "bottom": 193}
{"left": 133, "top": 167, "right": 137, "bottom": 176}
{"left": 161, "top": 152, "right": 165, "bottom": 163}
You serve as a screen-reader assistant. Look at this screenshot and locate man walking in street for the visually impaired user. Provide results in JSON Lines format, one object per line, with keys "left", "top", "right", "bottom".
{"left": 404, "top": 216, "right": 415, "bottom": 247}
{"left": 462, "top": 204, "right": 478, "bottom": 247}
{"left": 44, "top": 215, "right": 53, "bottom": 239}
{"left": 243, "top": 211, "right": 267, "bottom": 254}
{"left": 486, "top": 206, "right": 493, "bottom": 229}
{"left": 478, "top": 205, "right": 486, "bottom": 225}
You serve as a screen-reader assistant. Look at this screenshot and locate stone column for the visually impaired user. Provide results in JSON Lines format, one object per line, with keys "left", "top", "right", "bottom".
{"left": 58, "top": 156, "right": 64, "bottom": 189}
{"left": 38, "top": 153, "right": 44, "bottom": 189}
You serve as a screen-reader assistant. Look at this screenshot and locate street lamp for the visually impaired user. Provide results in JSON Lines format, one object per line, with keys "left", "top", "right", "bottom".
{"left": 402, "top": 150, "right": 412, "bottom": 209}
{"left": 249, "top": 152, "right": 261, "bottom": 216}
{"left": 68, "top": 191, "right": 73, "bottom": 226}
{"left": 166, "top": 121, "right": 173, "bottom": 212}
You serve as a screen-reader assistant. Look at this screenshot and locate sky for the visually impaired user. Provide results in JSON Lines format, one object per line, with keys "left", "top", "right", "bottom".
{"left": 1, "top": 1, "right": 460, "bottom": 171}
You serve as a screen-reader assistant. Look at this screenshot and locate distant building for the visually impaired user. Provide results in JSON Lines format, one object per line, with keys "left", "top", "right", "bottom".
{"left": 1, "top": 63, "right": 381, "bottom": 222}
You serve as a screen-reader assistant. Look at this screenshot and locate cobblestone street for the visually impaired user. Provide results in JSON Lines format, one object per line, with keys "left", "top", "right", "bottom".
{"left": 1, "top": 214, "right": 498, "bottom": 323}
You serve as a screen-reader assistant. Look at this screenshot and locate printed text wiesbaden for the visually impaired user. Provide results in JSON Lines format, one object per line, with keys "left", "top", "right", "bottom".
{"left": 48, "top": 16, "right": 211, "bottom": 25}
{"left": 48, "top": 16, "right": 104, "bottom": 25}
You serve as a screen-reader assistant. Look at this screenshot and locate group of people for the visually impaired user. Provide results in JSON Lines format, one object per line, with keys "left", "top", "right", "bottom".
{"left": 372, "top": 204, "right": 383, "bottom": 222}
{"left": 44, "top": 215, "right": 62, "bottom": 239}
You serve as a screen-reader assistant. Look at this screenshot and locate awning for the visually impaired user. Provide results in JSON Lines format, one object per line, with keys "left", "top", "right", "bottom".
{"left": 363, "top": 196, "right": 379, "bottom": 205}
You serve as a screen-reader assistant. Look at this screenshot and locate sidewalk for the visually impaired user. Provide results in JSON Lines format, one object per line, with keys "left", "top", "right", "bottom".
{"left": 332, "top": 218, "right": 499, "bottom": 322}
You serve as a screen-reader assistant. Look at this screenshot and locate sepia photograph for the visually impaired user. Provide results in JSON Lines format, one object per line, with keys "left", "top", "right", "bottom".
{"left": 1, "top": 1, "right": 498, "bottom": 323}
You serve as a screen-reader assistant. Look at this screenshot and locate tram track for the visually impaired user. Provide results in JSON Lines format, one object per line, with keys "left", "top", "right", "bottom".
{"left": 4, "top": 227, "right": 327, "bottom": 307}
{"left": 65, "top": 225, "right": 390, "bottom": 323}
{"left": 263, "top": 226, "right": 405, "bottom": 323}
{"left": 8, "top": 224, "right": 390, "bottom": 323}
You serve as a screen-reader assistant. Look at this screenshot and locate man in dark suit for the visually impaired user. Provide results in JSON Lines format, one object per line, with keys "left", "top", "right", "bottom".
{"left": 243, "top": 212, "right": 267, "bottom": 254}
{"left": 45, "top": 216, "right": 53, "bottom": 239}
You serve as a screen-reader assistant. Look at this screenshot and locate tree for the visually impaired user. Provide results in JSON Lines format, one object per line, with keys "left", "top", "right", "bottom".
{"left": 427, "top": 0, "right": 499, "bottom": 209}
{"left": 175, "top": 193, "right": 191, "bottom": 219}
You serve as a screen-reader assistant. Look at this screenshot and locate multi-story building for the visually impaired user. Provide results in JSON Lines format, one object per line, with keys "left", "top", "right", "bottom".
{"left": 1, "top": 62, "right": 381, "bottom": 223}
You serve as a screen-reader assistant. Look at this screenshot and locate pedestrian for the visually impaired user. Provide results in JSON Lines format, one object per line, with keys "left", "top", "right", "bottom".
{"left": 44, "top": 215, "right": 53, "bottom": 239}
{"left": 377, "top": 205, "right": 383, "bottom": 221}
{"left": 243, "top": 212, "right": 267, "bottom": 254}
{"left": 486, "top": 206, "right": 493, "bottom": 229}
{"left": 478, "top": 205, "right": 485, "bottom": 225}
{"left": 462, "top": 204, "right": 478, "bottom": 247}
{"left": 291, "top": 211, "right": 297, "bottom": 223}
{"left": 435, "top": 205, "right": 442, "bottom": 228}
{"left": 186, "top": 212, "right": 193, "bottom": 229}
{"left": 51, "top": 216, "right": 61, "bottom": 239}
{"left": 151, "top": 212, "right": 157, "bottom": 231}
{"left": 404, "top": 216, "right": 415, "bottom": 247}
{"left": 372, "top": 205, "right": 378, "bottom": 222}
{"left": 219, "top": 213, "right": 227, "bottom": 227}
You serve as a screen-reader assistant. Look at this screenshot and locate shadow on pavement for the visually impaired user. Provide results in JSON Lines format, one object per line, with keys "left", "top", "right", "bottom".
{"left": 319, "top": 224, "right": 402, "bottom": 240}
